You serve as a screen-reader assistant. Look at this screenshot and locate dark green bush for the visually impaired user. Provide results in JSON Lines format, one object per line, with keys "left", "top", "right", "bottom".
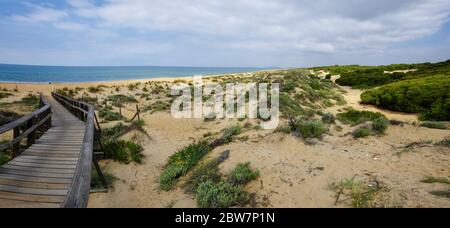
{"left": 372, "top": 117, "right": 389, "bottom": 134}
{"left": 288, "top": 120, "right": 328, "bottom": 139}
{"left": 0, "top": 152, "right": 11, "bottom": 166}
{"left": 104, "top": 140, "right": 144, "bottom": 164}
{"left": 361, "top": 76, "right": 450, "bottom": 121}
{"left": 336, "top": 69, "right": 406, "bottom": 88}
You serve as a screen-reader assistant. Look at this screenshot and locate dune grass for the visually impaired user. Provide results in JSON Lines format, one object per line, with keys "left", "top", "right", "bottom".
{"left": 337, "top": 110, "right": 386, "bottom": 126}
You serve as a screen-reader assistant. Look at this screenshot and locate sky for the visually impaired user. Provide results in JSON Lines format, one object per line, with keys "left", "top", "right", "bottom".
{"left": 0, "top": 0, "right": 450, "bottom": 67}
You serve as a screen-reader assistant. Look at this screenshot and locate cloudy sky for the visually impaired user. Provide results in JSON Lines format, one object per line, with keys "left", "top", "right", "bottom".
{"left": 1, "top": 0, "right": 450, "bottom": 67}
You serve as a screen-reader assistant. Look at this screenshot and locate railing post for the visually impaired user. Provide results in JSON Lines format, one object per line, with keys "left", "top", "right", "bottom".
{"left": 12, "top": 127, "right": 20, "bottom": 157}
{"left": 27, "top": 116, "right": 36, "bottom": 147}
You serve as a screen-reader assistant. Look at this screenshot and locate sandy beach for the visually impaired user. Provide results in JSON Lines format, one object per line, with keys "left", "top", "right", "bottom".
{"left": 1, "top": 70, "right": 449, "bottom": 208}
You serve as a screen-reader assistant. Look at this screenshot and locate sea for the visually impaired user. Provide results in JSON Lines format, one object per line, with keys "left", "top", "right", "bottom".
{"left": 0, "top": 64, "right": 268, "bottom": 83}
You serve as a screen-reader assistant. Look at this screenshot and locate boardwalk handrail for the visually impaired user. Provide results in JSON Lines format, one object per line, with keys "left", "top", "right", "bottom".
{"left": 51, "top": 92, "right": 95, "bottom": 208}
{"left": 0, "top": 95, "right": 52, "bottom": 156}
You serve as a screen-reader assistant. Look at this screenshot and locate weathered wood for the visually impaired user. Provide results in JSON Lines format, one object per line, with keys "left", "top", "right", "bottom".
{"left": 0, "top": 93, "right": 99, "bottom": 208}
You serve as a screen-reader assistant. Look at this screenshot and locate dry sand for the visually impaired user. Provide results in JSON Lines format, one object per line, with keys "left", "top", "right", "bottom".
{"left": 1, "top": 72, "right": 449, "bottom": 208}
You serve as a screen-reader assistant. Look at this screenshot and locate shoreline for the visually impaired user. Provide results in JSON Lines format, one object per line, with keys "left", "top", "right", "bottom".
{"left": 0, "top": 68, "right": 283, "bottom": 85}
{"left": 0, "top": 69, "right": 283, "bottom": 93}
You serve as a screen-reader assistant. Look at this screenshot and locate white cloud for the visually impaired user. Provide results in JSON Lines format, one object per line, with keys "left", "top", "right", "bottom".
{"left": 5, "top": 0, "right": 450, "bottom": 66}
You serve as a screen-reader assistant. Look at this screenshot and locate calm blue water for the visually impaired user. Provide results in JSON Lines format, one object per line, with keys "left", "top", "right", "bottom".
{"left": 0, "top": 64, "right": 267, "bottom": 83}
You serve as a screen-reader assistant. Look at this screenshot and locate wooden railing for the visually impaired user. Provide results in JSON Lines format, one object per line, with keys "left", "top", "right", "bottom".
{"left": 51, "top": 92, "right": 106, "bottom": 208}
{"left": 52, "top": 92, "right": 93, "bottom": 208}
{"left": 0, "top": 95, "right": 52, "bottom": 157}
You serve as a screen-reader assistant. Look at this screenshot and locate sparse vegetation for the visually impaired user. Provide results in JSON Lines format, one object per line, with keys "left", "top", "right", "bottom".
{"left": 287, "top": 119, "right": 328, "bottom": 139}
{"left": 104, "top": 140, "right": 144, "bottom": 164}
{"left": 331, "top": 179, "right": 385, "bottom": 208}
{"left": 421, "top": 176, "right": 450, "bottom": 185}
{"left": 337, "top": 110, "right": 386, "bottom": 126}
{"left": 160, "top": 126, "right": 242, "bottom": 191}
{"left": 352, "top": 127, "right": 371, "bottom": 138}
{"left": 98, "top": 108, "right": 123, "bottom": 121}
{"left": 185, "top": 159, "right": 221, "bottom": 193}
{"left": 419, "top": 122, "right": 447, "bottom": 130}
{"left": 0, "top": 152, "right": 11, "bottom": 166}
{"left": 227, "top": 162, "right": 260, "bottom": 186}
{"left": 196, "top": 181, "right": 248, "bottom": 208}
{"left": 91, "top": 171, "right": 117, "bottom": 189}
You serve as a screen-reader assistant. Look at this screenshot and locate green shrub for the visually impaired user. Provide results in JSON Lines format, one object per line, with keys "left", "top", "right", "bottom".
{"left": 88, "top": 86, "right": 102, "bottom": 93}
{"left": 91, "top": 171, "right": 117, "bottom": 189}
{"left": 337, "top": 110, "right": 386, "bottom": 126}
{"left": 419, "top": 122, "right": 447, "bottom": 130}
{"left": 292, "top": 120, "right": 328, "bottom": 139}
{"left": 227, "top": 162, "right": 260, "bottom": 186}
{"left": 99, "top": 108, "right": 123, "bottom": 121}
{"left": 0, "top": 92, "right": 12, "bottom": 99}
{"left": 352, "top": 127, "right": 371, "bottom": 138}
{"left": 185, "top": 159, "right": 221, "bottom": 193}
{"left": 104, "top": 140, "right": 144, "bottom": 164}
{"left": 196, "top": 181, "right": 248, "bottom": 208}
{"left": 361, "top": 76, "right": 450, "bottom": 121}
{"left": 372, "top": 117, "right": 389, "bottom": 134}
{"left": 160, "top": 140, "right": 212, "bottom": 191}
{"left": 102, "top": 123, "right": 126, "bottom": 139}
{"left": 336, "top": 69, "right": 405, "bottom": 88}
{"left": 421, "top": 176, "right": 450, "bottom": 185}
{"left": 0, "top": 152, "right": 11, "bottom": 166}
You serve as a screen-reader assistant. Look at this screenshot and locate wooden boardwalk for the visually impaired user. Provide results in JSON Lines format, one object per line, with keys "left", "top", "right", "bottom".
{"left": 0, "top": 96, "right": 87, "bottom": 208}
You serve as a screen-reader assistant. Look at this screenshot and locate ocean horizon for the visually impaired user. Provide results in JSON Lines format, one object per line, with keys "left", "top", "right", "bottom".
{"left": 0, "top": 64, "right": 271, "bottom": 83}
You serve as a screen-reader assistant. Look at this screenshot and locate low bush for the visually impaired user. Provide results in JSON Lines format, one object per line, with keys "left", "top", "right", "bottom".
{"left": 322, "top": 113, "right": 336, "bottom": 124}
{"left": 337, "top": 110, "right": 386, "bottom": 126}
{"left": 91, "top": 171, "right": 117, "bottom": 189}
{"left": 227, "top": 162, "right": 260, "bottom": 186}
{"left": 419, "top": 122, "right": 447, "bottom": 130}
{"left": 98, "top": 108, "right": 123, "bottom": 121}
{"left": 291, "top": 120, "right": 328, "bottom": 139}
{"left": 421, "top": 176, "right": 450, "bottom": 185}
{"left": 372, "top": 117, "right": 389, "bottom": 134}
{"left": 196, "top": 181, "right": 248, "bottom": 208}
{"left": 185, "top": 159, "right": 221, "bottom": 193}
{"left": 352, "top": 127, "right": 371, "bottom": 138}
{"left": 104, "top": 140, "right": 144, "bottom": 164}
{"left": 0, "top": 152, "right": 11, "bottom": 166}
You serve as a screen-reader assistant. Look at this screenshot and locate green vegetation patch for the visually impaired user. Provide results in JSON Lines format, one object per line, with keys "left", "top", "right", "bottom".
{"left": 419, "top": 121, "right": 448, "bottom": 130}
{"left": 227, "top": 162, "right": 260, "bottom": 186}
{"left": 331, "top": 179, "right": 384, "bottom": 208}
{"left": 286, "top": 119, "right": 328, "bottom": 139}
{"left": 0, "top": 152, "right": 12, "bottom": 166}
{"left": 352, "top": 127, "right": 371, "bottom": 139}
{"left": 421, "top": 176, "right": 450, "bottom": 185}
{"left": 160, "top": 126, "right": 242, "bottom": 191}
{"left": 91, "top": 171, "right": 117, "bottom": 189}
{"left": 98, "top": 108, "right": 123, "bottom": 121}
{"left": 104, "top": 140, "right": 144, "bottom": 164}
{"left": 337, "top": 110, "right": 386, "bottom": 126}
{"left": 0, "top": 92, "right": 13, "bottom": 99}
{"left": 196, "top": 181, "right": 248, "bottom": 208}
{"left": 361, "top": 76, "right": 450, "bottom": 121}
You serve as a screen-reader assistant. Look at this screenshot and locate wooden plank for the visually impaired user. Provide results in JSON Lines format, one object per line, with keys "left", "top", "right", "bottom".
{"left": 0, "top": 168, "right": 74, "bottom": 178}
{"left": 8, "top": 160, "right": 77, "bottom": 168}
{"left": 25, "top": 148, "right": 81, "bottom": 153}
{"left": 0, "top": 173, "right": 72, "bottom": 184}
{"left": 1, "top": 164, "right": 75, "bottom": 174}
{"left": 0, "top": 198, "right": 61, "bottom": 208}
{"left": 16, "top": 155, "right": 79, "bottom": 162}
{"left": 0, "top": 184, "right": 68, "bottom": 196}
{"left": 21, "top": 152, "right": 80, "bottom": 158}
{"left": 0, "top": 179, "right": 69, "bottom": 190}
